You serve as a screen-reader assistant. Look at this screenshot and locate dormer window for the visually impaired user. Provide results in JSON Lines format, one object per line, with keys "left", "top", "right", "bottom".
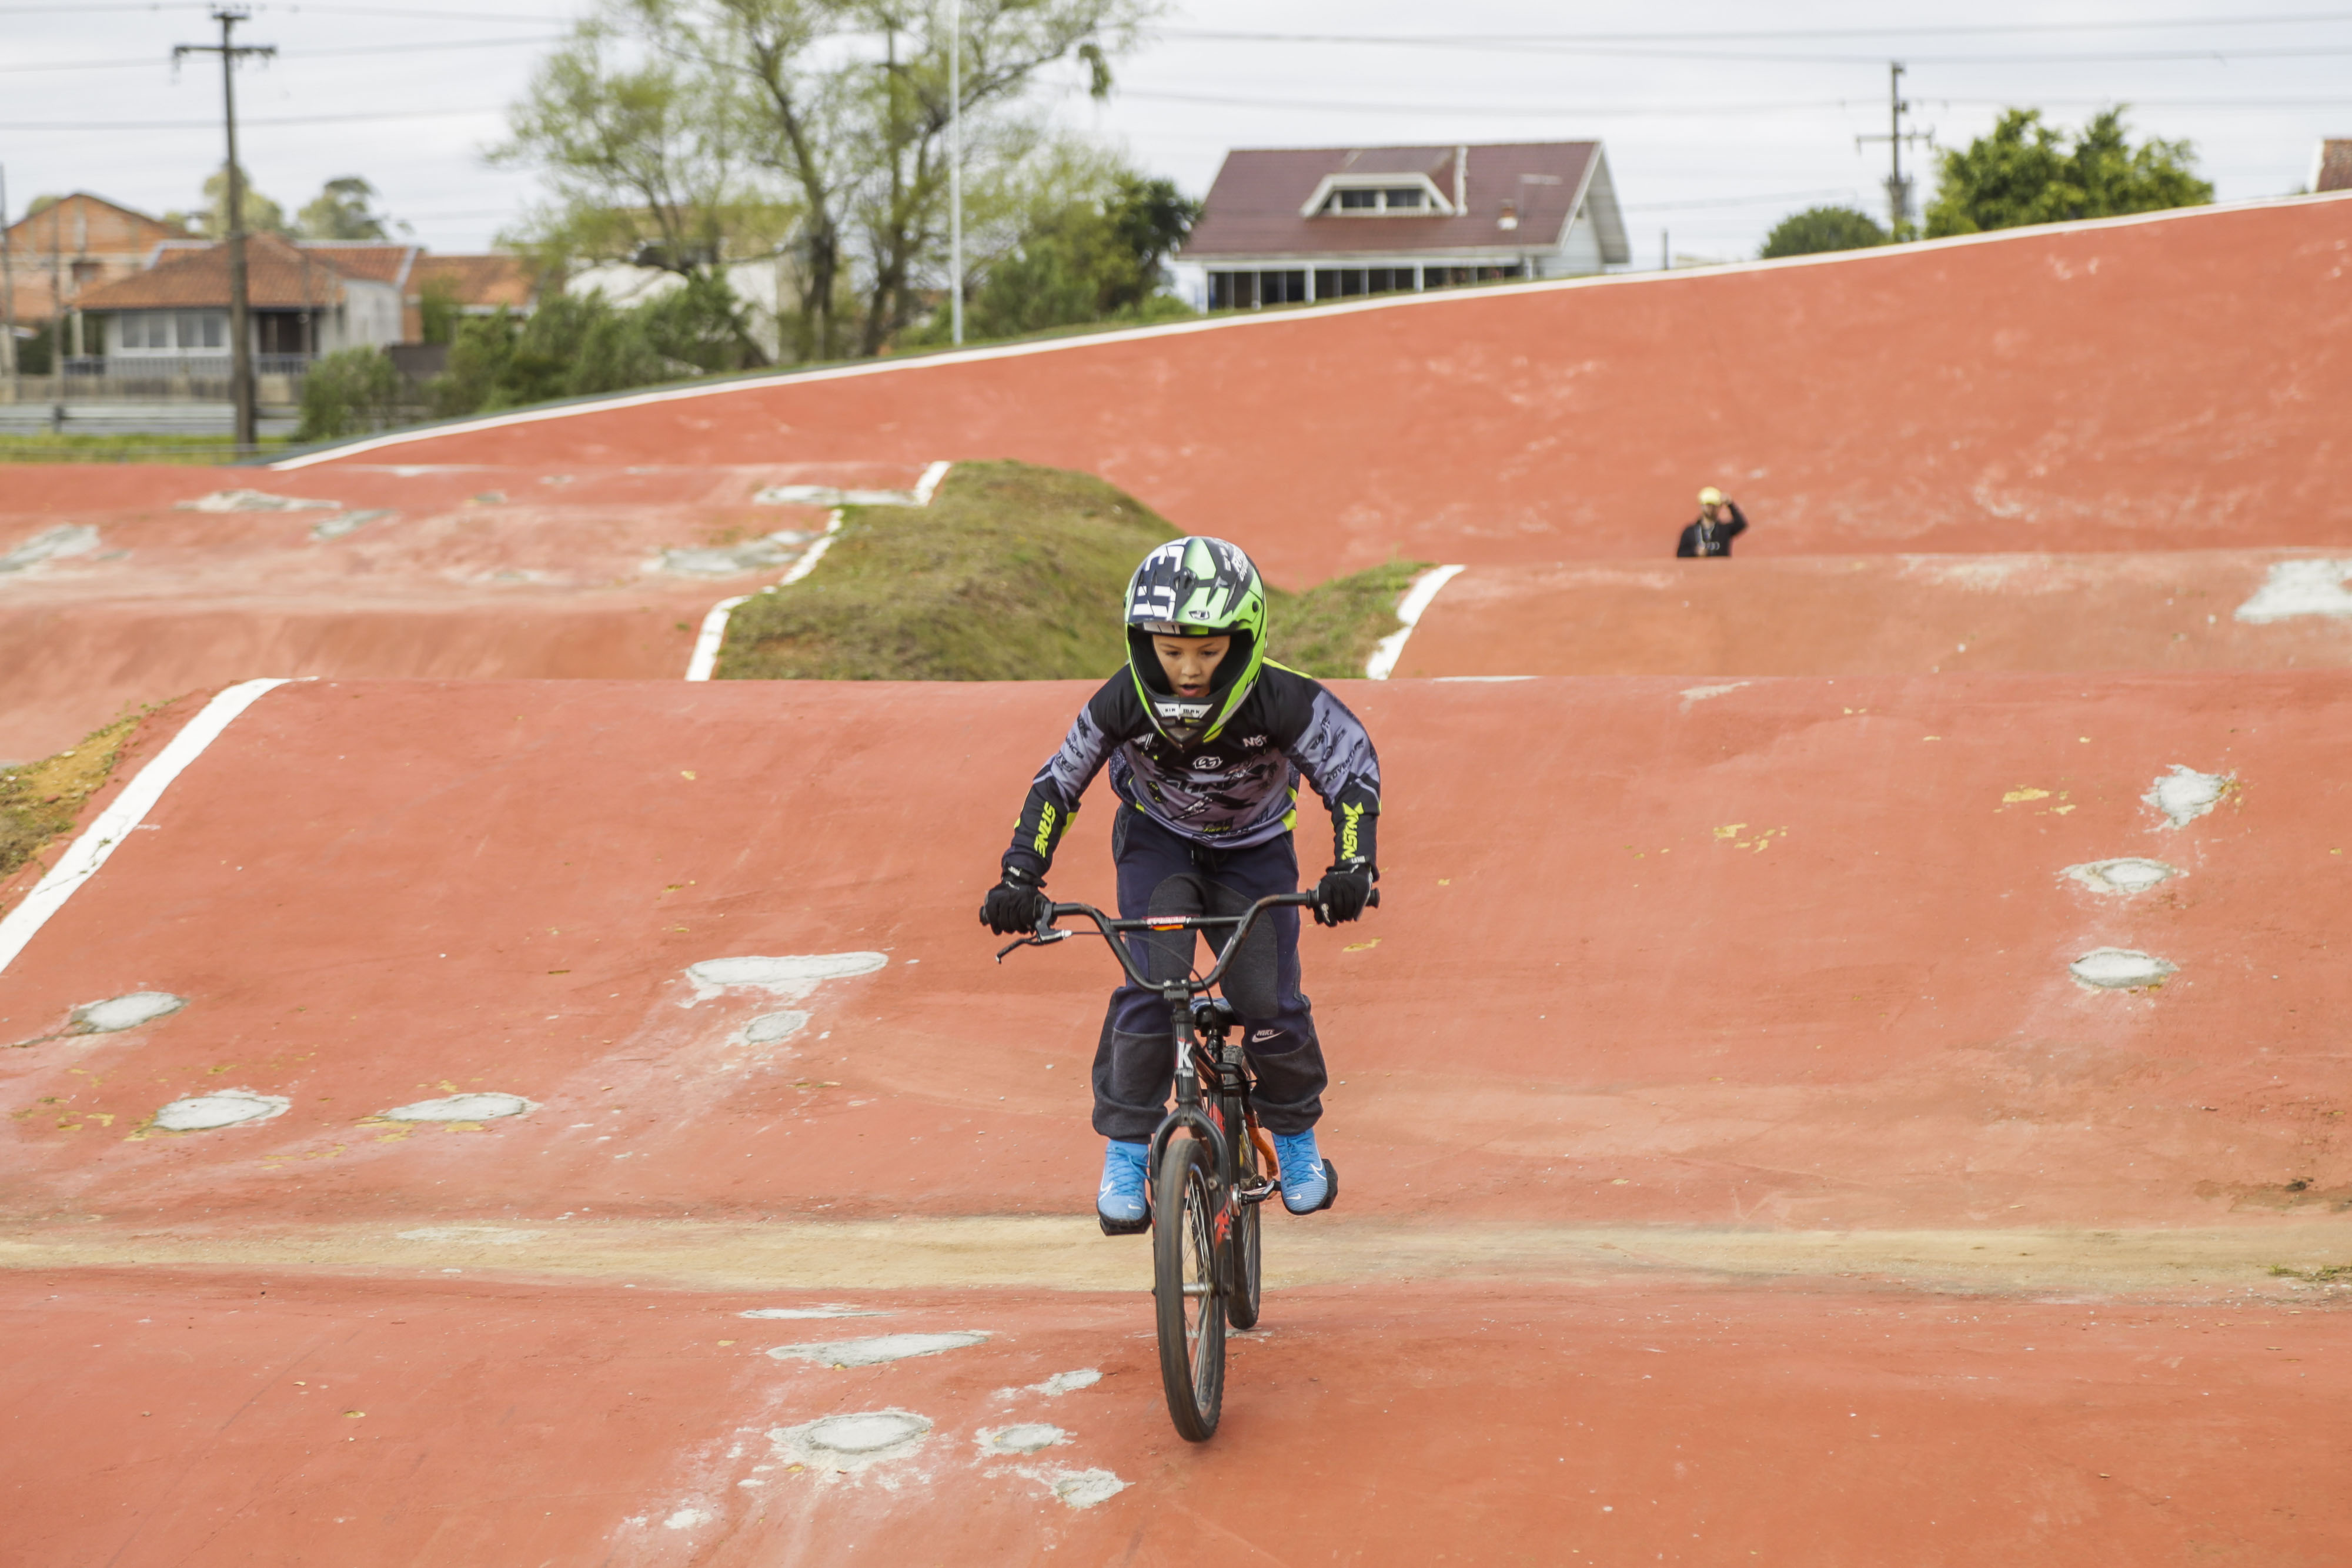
{"left": 1300, "top": 173, "right": 1452, "bottom": 218}
{"left": 1324, "top": 186, "right": 1428, "bottom": 215}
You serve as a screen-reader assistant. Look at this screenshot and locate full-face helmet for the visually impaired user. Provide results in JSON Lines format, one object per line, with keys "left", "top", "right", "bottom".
{"left": 1123, "top": 536, "right": 1268, "bottom": 743}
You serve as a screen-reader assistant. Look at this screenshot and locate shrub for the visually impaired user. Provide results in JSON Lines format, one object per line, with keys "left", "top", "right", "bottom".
{"left": 296, "top": 347, "right": 405, "bottom": 442}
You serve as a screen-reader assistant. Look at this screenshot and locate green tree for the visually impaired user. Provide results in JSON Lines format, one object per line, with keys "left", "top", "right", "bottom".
{"left": 1925, "top": 108, "right": 2213, "bottom": 237}
{"left": 953, "top": 165, "right": 1198, "bottom": 339}
{"left": 424, "top": 275, "right": 759, "bottom": 417}
{"left": 297, "top": 176, "right": 400, "bottom": 240}
{"left": 1759, "top": 205, "right": 1889, "bottom": 259}
{"left": 165, "top": 165, "right": 291, "bottom": 239}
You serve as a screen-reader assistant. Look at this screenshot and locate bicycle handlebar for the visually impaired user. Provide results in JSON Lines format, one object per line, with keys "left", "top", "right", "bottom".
{"left": 994, "top": 887, "right": 1378, "bottom": 994}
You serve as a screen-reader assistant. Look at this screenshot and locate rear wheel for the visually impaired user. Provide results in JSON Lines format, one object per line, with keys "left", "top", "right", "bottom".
{"left": 1224, "top": 1106, "right": 1264, "bottom": 1330}
{"left": 1152, "top": 1135, "right": 1225, "bottom": 1440}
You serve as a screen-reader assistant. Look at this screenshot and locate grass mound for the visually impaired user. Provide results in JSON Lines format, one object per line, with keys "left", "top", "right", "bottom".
{"left": 717, "top": 459, "right": 1428, "bottom": 683}
{"left": 1, "top": 716, "right": 139, "bottom": 903}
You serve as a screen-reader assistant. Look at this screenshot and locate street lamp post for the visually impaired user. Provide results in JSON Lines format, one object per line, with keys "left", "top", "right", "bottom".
{"left": 949, "top": 0, "right": 963, "bottom": 346}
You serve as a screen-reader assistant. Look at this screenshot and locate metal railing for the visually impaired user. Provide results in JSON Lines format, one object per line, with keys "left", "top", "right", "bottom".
{"left": 38, "top": 354, "right": 316, "bottom": 403}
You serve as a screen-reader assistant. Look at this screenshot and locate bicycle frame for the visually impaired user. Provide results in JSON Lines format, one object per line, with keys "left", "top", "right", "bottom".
{"left": 997, "top": 891, "right": 1319, "bottom": 1185}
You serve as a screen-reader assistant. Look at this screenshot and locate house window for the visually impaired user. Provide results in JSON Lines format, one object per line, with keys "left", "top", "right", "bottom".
{"left": 1320, "top": 185, "right": 1435, "bottom": 215}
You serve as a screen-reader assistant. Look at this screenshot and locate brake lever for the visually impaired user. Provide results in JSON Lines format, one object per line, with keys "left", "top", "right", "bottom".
{"left": 994, "top": 929, "right": 1072, "bottom": 964}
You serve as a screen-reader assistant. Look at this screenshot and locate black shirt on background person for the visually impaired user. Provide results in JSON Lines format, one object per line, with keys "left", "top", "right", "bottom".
{"left": 1677, "top": 486, "right": 1748, "bottom": 557}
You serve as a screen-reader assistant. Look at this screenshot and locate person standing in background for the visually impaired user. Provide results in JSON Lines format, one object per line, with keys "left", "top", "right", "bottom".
{"left": 1677, "top": 487, "right": 1748, "bottom": 557}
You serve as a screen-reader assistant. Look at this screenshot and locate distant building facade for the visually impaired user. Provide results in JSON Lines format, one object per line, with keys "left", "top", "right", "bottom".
{"left": 1, "top": 193, "right": 192, "bottom": 355}
{"left": 74, "top": 235, "right": 413, "bottom": 362}
{"left": 1180, "top": 141, "right": 1631, "bottom": 310}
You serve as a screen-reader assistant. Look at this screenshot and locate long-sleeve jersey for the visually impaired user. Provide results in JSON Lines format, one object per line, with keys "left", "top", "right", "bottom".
{"left": 1676, "top": 501, "right": 1748, "bottom": 557}
{"left": 1004, "top": 663, "right": 1381, "bottom": 878}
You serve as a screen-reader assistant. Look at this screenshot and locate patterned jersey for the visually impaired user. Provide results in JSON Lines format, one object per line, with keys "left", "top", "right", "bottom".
{"left": 1005, "top": 663, "right": 1381, "bottom": 876}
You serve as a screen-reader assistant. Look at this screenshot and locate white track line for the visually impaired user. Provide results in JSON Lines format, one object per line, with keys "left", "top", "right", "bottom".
{"left": 1365, "top": 564, "right": 1466, "bottom": 680}
{"left": 686, "top": 466, "right": 952, "bottom": 680}
{"left": 0, "top": 678, "right": 300, "bottom": 978}
{"left": 268, "top": 192, "right": 2352, "bottom": 472}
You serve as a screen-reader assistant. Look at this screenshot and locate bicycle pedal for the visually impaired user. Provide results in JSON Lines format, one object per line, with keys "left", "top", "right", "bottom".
{"left": 1097, "top": 1207, "right": 1151, "bottom": 1237}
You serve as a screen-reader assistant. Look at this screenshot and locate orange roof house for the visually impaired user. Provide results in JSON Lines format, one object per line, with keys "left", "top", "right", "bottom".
{"left": 72, "top": 233, "right": 405, "bottom": 359}
{"left": 402, "top": 252, "right": 537, "bottom": 340}
{"left": 2, "top": 192, "right": 191, "bottom": 325}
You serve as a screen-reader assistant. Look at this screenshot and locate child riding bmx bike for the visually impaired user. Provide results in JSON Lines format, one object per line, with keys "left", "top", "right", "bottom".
{"left": 979, "top": 535, "right": 1382, "bottom": 1232}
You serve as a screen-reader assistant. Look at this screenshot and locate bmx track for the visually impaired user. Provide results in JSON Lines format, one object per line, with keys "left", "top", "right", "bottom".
{"left": 5, "top": 674, "right": 2351, "bottom": 1563}
{"left": 6, "top": 197, "right": 2352, "bottom": 1563}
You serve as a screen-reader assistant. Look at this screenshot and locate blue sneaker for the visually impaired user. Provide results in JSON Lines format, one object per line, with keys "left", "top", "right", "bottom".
{"left": 1097, "top": 1139, "right": 1149, "bottom": 1234}
{"left": 1273, "top": 1128, "right": 1336, "bottom": 1215}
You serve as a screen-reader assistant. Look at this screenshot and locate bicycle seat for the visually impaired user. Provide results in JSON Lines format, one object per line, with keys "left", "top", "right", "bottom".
{"left": 1191, "top": 997, "right": 1240, "bottom": 1030}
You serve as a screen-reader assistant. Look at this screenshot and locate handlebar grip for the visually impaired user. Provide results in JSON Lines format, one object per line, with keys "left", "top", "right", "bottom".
{"left": 1368, "top": 888, "right": 1381, "bottom": 909}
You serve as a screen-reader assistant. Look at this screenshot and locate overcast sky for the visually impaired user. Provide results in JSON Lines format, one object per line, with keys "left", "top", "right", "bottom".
{"left": 1, "top": 0, "right": 2344, "bottom": 266}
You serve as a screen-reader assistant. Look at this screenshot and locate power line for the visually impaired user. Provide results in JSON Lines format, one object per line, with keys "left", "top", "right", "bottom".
{"left": 1156, "top": 31, "right": 2352, "bottom": 66}
{"left": 0, "top": 32, "right": 562, "bottom": 71}
{"left": 0, "top": 105, "right": 499, "bottom": 129}
{"left": 1161, "top": 13, "right": 2352, "bottom": 46}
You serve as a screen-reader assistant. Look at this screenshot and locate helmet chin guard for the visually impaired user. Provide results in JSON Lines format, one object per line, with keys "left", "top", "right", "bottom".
{"left": 1123, "top": 537, "right": 1269, "bottom": 744}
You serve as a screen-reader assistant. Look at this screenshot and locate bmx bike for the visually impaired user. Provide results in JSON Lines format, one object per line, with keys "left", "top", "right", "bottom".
{"left": 997, "top": 887, "right": 1370, "bottom": 1441}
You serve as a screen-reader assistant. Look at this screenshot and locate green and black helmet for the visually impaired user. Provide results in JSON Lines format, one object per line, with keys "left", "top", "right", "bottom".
{"left": 1124, "top": 536, "right": 1268, "bottom": 743}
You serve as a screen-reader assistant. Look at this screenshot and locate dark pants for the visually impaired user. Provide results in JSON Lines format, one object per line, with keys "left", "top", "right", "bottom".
{"left": 1091, "top": 809, "right": 1328, "bottom": 1140}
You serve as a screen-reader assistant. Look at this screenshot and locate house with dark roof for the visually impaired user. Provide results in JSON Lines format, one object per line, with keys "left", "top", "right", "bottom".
{"left": 74, "top": 233, "right": 412, "bottom": 363}
{"left": 1180, "top": 141, "right": 1630, "bottom": 310}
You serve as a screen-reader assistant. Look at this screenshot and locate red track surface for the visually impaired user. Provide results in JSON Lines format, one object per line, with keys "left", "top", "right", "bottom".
{"left": 278, "top": 198, "right": 2352, "bottom": 580}
{"left": 0, "top": 464, "right": 918, "bottom": 760}
{"left": 1401, "top": 552, "right": 2352, "bottom": 677}
{"left": 4, "top": 676, "right": 2348, "bottom": 1562}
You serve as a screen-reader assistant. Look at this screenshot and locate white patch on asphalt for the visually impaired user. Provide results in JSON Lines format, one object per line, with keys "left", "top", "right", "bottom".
{"left": 1032, "top": 1467, "right": 1128, "bottom": 1509}
{"left": 662, "top": 1506, "right": 713, "bottom": 1530}
{"left": 310, "top": 509, "right": 395, "bottom": 541}
{"left": 769, "top": 1410, "right": 933, "bottom": 1475}
{"left": 977, "top": 1423, "right": 1068, "bottom": 1456}
{"left": 379, "top": 1092, "right": 537, "bottom": 1122}
{"left": 741, "top": 1011, "right": 810, "bottom": 1045}
{"left": 179, "top": 489, "right": 340, "bottom": 513}
{"left": 766, "top": 1332, "right": 987, "bottom": 1368}
{"left": 655, "top": 531, "right": 816, "bottom": 577}
{"left": 2234, "top": 559, "right": 2352, "bottom": 623}
{"left": 1678, "top": 681, "right": 1749, "bottom": 711}
{"left": 683, "top": 952, "right": 886, "bottom": 1005}
{"left": 2144, "top": 765, "right": 2230, "bottom": 828}
{"left": 0, "top": 524, "right": 102, "bottom": 575}
{"left": 751, "top": 484, "right": 921, "bottom": 507}
{"left": 152, "top": 1089, "right": 290, "bottom": 1132}
{"left": 70, "top": 992, "right": 186, "bottom": 1032}
{"left": 999, "top": 1368, "right": 1102, "bottom": 1399}
{"left": 739, "top": 1305, "right": 881, "bottom": 1319}
{"left": 2062, "top": 858, "right": 2182, "bottom": 896}
{"left": 2070, "top": 948, "right": 2177, "bottom": 989}
{"left": 396, "top": 1226, "right": 543, "bottom": 1244}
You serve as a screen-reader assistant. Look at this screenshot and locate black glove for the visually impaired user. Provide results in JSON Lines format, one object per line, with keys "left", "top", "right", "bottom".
{"left": 1312, "top": 861, "right": 1375, "bottom": 927}
{"left": 980, "top": 865, "right": 1048, "bottom": 935}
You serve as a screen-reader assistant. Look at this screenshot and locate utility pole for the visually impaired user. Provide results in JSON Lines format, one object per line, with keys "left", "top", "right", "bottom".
{"left": 175, "top": 8, "right": 275, "bottom": 455}
{"left": 948, "top": 0, "right": 963, "bottom": 346}
{"left": 1855, "top": 61, "right": 1933, "bottom": 238}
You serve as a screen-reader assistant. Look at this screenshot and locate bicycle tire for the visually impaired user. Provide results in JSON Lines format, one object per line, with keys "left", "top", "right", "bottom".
{"left": 1152, "top": 1135, "right": 1225, "bottom": 1441}
{"left": 1224, "top": 1104, "right": 1264, "bottom": 1330}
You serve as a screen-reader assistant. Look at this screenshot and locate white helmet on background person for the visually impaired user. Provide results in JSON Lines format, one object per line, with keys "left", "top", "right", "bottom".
{"left": 1697, "top": 486, "right": 1725, "bottom": 507}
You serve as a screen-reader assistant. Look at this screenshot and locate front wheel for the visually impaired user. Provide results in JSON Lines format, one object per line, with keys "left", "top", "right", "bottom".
{"left": 1152, "top": 1135, "right": 1225, "bottom": 1441}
